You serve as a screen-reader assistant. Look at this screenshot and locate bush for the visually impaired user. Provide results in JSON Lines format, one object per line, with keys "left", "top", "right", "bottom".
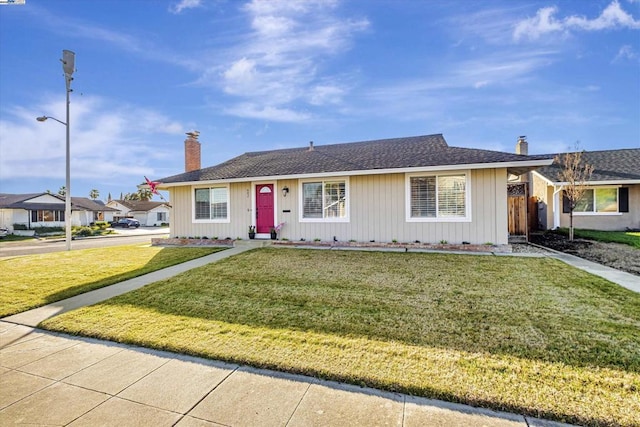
{"left": 33, "top": 226, "right": 64, "bottom": 234}
{"left": 94, "top": 221, "right": 110, "bottom": 230}
{"left": 13, "top": 223, "right": 28, "bottom": 230}
{"left": 72, "top": 226, "right": 94, "bottom": 237}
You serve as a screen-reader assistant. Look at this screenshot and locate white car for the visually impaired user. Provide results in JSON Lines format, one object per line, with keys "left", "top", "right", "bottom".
{"left": 0, "top": 227, "right": 8, "bottom": 238}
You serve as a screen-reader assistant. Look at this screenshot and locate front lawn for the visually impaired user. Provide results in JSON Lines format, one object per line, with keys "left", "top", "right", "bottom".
{"left": 557, "top": 228, "right": 640, "bottom": 249}
{"left": 41, "top": 248, "right": 640, "bottom": 426}
{"left": 0, "top": 245, "right": 224, "bottom": 317}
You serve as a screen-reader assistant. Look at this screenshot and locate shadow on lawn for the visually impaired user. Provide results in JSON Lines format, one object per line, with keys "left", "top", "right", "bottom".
{"left": 92, "top": 249, "right": 640, "bottom": 375}
{"left": 40, "top": 247, "right": 224, "bottom": 309}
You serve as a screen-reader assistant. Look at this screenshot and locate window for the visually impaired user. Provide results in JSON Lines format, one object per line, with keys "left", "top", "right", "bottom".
{"left": 157, "top": 212, "right": 167, "bottom": 222}
{"left": 407, "top": 173, "right": 469, "bottom": 221}
{"left": 31, "top": 210, "right": 64, "bottom": 222}
{"left": 194, "top": 187, "right": 229, "bottom": 221}
{"left": 301, "top": 179, "right": 348, "bottom": 221}
{"left": 573, "top": 188, "right": 619, "bottom": 214}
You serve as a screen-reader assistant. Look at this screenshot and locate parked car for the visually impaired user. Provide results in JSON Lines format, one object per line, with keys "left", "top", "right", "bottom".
{"left": 111, "top": 218, "right": 140, "bottom": 228}
{"left": 0, "top": 227, "right": 8, "bottom": 238}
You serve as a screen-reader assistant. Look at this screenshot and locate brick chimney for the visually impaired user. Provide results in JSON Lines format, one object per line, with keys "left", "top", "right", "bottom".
{"left": 185, "top": 131, "right": 201, "bottom": 172}
{"left": 516, "top": 135, "right": 528, "bottom": 155}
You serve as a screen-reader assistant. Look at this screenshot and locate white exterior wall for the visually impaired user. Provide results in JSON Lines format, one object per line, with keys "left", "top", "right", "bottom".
{"left": 105, "top": 201, "right": 132, "bottom": 219}
{"left": 144, "top": 206, "right": 171, "bottom": 226}
{"left": 0, "top": 209, "right": 22, "bottom": 231}
{"left": 169, "top": 168, "right": 509, "bottom": 245}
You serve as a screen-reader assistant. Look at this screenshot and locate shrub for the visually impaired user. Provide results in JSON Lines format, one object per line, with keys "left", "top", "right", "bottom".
{"left": 94, "top": 221, "right": 109, "bottom": 230}
{"left": 72, "top": 226, "right": 94, "bottom": 237}
{"left": 34, "top": 226, "right": 64, "bottom": 234}
{"left": 13, "top": 223, "right": 28, "bottom": 230}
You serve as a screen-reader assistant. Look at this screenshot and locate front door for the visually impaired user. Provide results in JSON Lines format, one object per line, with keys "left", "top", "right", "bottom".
{"left": 256, "top": 184, "right": 274, "bottom": 234}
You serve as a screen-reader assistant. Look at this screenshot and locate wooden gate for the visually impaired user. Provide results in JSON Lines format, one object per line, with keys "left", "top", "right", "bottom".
{"left": 507, "top": 183, "right": 528, "bottom": 238}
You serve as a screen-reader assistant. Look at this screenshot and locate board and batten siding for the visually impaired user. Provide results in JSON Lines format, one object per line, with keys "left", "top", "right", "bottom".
{"left": 168, "top": 168, "right": 509, "bottom": 244}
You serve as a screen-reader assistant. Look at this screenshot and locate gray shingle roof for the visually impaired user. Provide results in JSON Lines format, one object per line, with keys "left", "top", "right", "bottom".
{"left": 535, "top": 148, "right": 640, "bottom": 183}
{"left": 158, "top": 134, "right": 551, "bottom": 184}
{"left": 0, "top": 193, "right": 116, "bottom": 211}
{"left": 111, "top": 200, "right": 169, "bottom": 212}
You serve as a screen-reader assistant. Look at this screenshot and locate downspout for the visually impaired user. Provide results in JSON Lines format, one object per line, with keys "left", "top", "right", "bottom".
{"left": 552, "top": 185, "right": 563, "bottom": 230}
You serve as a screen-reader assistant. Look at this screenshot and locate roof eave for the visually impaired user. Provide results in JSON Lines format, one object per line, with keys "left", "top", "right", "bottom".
{"left": 156, "top": 158, "right": 554, "bottom": 188}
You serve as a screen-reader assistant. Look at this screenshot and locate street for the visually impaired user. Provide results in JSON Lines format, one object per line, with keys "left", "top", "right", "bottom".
{"left": 0, "top": 228, "right": 169, "bottom": 258}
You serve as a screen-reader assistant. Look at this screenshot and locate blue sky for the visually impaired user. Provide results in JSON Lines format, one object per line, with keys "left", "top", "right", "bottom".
{"left": 1, "top": 0, "right": 639, "bottom": 201}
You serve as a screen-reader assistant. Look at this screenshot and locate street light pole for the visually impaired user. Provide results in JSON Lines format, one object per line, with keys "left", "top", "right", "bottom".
{"left": 36, "top": 50, "right": 75, "bottom": 251}
{"left": 62, "top": 50, "right": 74, "bottom": 252}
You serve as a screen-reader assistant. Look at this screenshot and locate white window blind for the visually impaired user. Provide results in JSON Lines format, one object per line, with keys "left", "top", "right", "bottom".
{"left": 302, "top": 180, "right": 347, "bottom": 220}
{"left": 194, "top": 187, "right": 228, "bottom": 220}
{"left": 409, "top": 174, "right": 467, "bottom": 219}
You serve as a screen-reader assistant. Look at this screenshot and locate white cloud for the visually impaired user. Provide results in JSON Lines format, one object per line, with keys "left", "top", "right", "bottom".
{"left": 224, "top": 103, "right": 311, "bottom": 122}
{"left": 514, "top": 1, "right": 640, "bottom": 41}
{"left": 170, "top": 0, "right": 202, "bottom": 14}
{"left": 209, "top": 0, "right": 368, "bottom": 121}
{"left": 0, "top": 96, "right": 184, "bottom": 182}
{"left": 614, "top": 44, "right": 639, "bottom": 61}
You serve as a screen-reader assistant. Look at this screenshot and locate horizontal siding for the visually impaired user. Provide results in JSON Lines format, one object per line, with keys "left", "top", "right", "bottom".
{"left": 169, "top": 169, "right": 509, "bottom": 244}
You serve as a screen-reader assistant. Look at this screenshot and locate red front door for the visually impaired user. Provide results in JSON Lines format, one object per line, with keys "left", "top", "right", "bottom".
{"left": 256, "top": 184, "right": 274, "bottom": 233}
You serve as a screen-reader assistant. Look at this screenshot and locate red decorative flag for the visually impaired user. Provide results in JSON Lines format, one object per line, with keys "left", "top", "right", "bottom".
{"left": 144, "top": 176, "right": 160, "bottom": 195}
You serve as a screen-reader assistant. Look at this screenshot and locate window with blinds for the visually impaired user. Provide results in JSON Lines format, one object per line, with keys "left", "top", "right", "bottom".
{"left": 302, "top": 179, "right": 348, "bottom": 220}
{"left": 194, "top": 187, "right": 229, "bottom": 220}
{"left": 409, "top": 173, "right": 467, "bottom": 220}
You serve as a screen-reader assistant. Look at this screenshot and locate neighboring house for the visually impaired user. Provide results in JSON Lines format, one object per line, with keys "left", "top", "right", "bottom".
{"left": 531, "top": 148, "right": 640, "bottom": 231}
{"left": 0, "top": 193, "right": 117, "bottom": 232}
{"left": 153, "top": 133, "right": 552, "bottom": 245}
{"left": 106, "top": 200, "right": 171, "bottom": 226}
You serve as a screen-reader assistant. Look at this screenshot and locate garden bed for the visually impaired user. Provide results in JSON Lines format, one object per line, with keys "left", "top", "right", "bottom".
{"left": 153, "top": 237, "right": 511, "bottom": 253}
{"left": 530, "top": 231, "right": 640, "bottom": 276}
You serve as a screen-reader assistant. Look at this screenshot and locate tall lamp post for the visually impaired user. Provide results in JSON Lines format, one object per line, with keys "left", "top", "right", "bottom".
{"left": 37, "top": 50, "right": 75, "bottom": 251}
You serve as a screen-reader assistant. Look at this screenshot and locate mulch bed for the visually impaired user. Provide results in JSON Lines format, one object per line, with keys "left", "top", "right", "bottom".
{"left": 529, "top": 231, "right": 640, "bottom": 276}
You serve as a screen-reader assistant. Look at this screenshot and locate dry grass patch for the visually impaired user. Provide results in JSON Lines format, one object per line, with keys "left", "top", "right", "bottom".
{"left": 41, "top": 248, "right": 640, "bottom": 426}
{"left": 0, "top": 245, "right": 224, "bottom": 317}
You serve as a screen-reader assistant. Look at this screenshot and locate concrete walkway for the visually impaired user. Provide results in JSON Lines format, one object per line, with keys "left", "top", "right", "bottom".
{"left": 544, "top": 250, "right": 640, "bottom": 293}
{"left": 4, "top": 242, "right": 633, "bottom": 426}
{"left": 3, "top": 246, "right": 248, "bottom": 327}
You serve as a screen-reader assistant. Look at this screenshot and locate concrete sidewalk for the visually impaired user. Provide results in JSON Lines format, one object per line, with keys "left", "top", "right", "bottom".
{"left": 0, "top": 322, "right": 572, "bottom": 426}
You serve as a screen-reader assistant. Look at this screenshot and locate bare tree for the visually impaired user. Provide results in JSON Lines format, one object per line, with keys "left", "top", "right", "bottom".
{"left": 555, "top": 143, "right": 594, "bottom": 240}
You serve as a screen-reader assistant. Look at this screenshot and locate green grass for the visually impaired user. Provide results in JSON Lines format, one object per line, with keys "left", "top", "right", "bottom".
{"left": 557, "top": 228, "right": 640, "bottom": 248}
{"left": 0, "top": 245, "right": 224, "bottom": 317}
{"left": 0, "top": 235, "right": 35, "bottom": 242}
{"left": 41, "top": 248, "right": 639, "bottom": 426}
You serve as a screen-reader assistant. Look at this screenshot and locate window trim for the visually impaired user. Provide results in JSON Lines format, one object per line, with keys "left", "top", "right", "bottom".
{"left": 405, "top": 171, "right": 472, "bottom": 222}
{"left": 31, "top": 209, "right": 65, "bottom": 222}
{"left": 299, "top": 177, "right": 350, "bottom": 223}
{"left": 573, "top": 186, "right": 622, "bottom": 216}
{"left": 192, "top": 184, "right": 230, "bottom": 223}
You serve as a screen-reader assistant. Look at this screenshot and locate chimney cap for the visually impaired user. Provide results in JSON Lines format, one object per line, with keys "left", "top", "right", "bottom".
{"left": 308, "top": 141, "right": 314, "bottom": 151}
{"left": 518, "top": 135, "right": 527, "bottom": 140}
{"left": 186, "top": 130, "right": 200, "bottom": 140}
